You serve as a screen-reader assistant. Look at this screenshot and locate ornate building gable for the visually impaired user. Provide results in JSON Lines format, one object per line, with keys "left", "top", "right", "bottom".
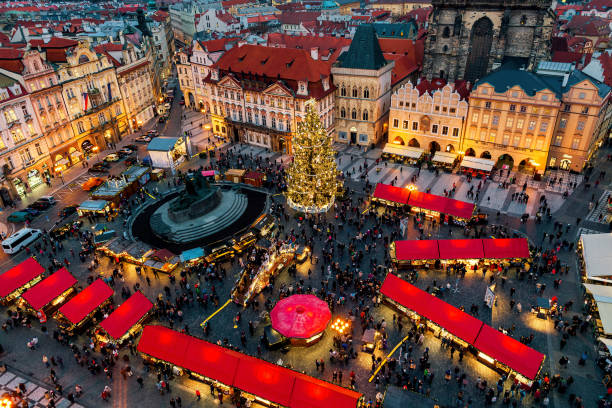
{"left": 217, "top": 75, "right": 242, "bottom": 89}
{"left": 263, "top": 82, "right": 293, "bottom": 97}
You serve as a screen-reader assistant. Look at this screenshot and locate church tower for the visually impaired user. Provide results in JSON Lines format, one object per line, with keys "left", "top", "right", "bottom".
{"left": 422, "top": 0, "right": 554, "bottom": 83}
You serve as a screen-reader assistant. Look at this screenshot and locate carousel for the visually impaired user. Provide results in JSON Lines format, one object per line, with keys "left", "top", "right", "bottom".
{"left": 270, "top": 294, "right": 331, "bottom": 346}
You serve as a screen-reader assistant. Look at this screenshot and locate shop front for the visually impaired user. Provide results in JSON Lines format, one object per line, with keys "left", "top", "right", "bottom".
{"left": 54, "top": 154, "right": 70, "bottom": 174}
{"left": 459, "top": 156, "right": 495, "bottom": 178}
{"left": 432, "top": 151, "right": 458, "bottom": 171}
{"left": 69, "top": 147, "right": 83, "bottom": 165}
{"left": 382, "top": 143, "right": 424, "bottom": 165}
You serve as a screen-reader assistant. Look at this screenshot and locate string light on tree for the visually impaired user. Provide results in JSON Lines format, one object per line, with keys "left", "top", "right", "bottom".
{"left": 285, "top": 99, "right": 340, "bottom": 213}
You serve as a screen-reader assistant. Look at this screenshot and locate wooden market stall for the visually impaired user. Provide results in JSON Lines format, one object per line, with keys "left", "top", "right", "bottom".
{"left": 431, "top": 151, "right": 458, "bottom": 171}
{"left": 459, "top": 156, "right": 495, "bottom": 178}
{"left": 372, "top": 183, "right": 410, "bottom": 206}
{"left": 244, "top": 171, "right": 264, "bottom": 188}
{"left": 21, "top": 267, "right": 78, "bottom": 319}
{"left": 225, "top": 169, "right": 246, "bottom": 183}
{"left": 143, "top": 249, "right": 179, "bottom": 273}
{"left": 54, "top": 279, "right": 113, "bottom": 334}
{"left": 77, "top": 200, "right": 111, "bottom": 217}
{"left": 578, "top": 233, "right": 612, "bottom": 284}
{"left": 98, "top": 291, "right": 153, "bottom": 345}
{"left": 0, "top": 257, "right": 45, "bottom": 305}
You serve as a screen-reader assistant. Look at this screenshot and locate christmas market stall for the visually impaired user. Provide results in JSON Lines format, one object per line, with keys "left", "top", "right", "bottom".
{"left": 438, "top": 239, "right": 485, "bottom": 264}
{"left": 390, "top": 239, "right": 440, "bottom": 268}
{"left": 231, "top": 231, "right": 257, "bottom": 254}
{"left": 244, "top": 171, "right": 264, "bottom": 188}
{"left": 251, "top": 214, "right": 277, "bottom": 237}
{"left": 372, "top": 183, "right": 410, "bottom": 207}
{"left": 137, "top": 325, "right": 363, "bottom": 408}
{"left": 225, "top": 169, "right": 246, "bottom": 183}
{"left": 98, "top": 291, "right": 153, "bottom": 345}
{"left": 481, "top": 238, "right": 531, "bottom": 265}
{"left": 21, "top": 267, "right": 78, "bottom": 320}
{"left": 583, "top": 283, "right": 612, "bottom": 338}
{"left": 54, "top": 279, "right": 113, "bottom": 334}
{"left": 431, "top": 151, "right": 458, "bottom": 171}
{"left": 77, "top": 200, "right": 111, "bottom": 217}
{"left": 381, "top": 143, "right": 424, "bottom": 165}
{"left": 93, "top": 223, "right": 116, "bottom": 246}
{"left": 180, "top": 247, "right": 205, "bottom": 265}
{"left": 578, "top": 233, "right": 612, "bottom": 284}
{"left": 143, "top": 249, "right": 179, "bottom": 274}
{"left": 98, "top": 237, "right": 153, "bottom": 265}
{"left": 459, "top": 156, "right": 495, "bottom": 178}
{"left": 270, "top": 295, "right": 331, "bottom": 346}
{"left": 0, "top": 257, "right": 45, "bottom": 305}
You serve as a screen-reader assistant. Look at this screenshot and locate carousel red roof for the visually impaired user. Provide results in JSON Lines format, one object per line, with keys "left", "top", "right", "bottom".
{"left": 291, "top": 374, "right": 363, "bottom": 408}
{"left": 99, "top": 292, "right": 153, "bottom": 340}
{"left": 234, "top": 356, "right": 295, "bottom": 406}
{"left": 437, "top": 239, "right": 485, "bottom": 260}
{"left": 58, "top": 279, "right": 113, "bottom": 324}
{"left": 22, "top": 267, "right": 76, "bottom": 311}
{"left": 372, "top": 183, "right": 410, "bottom": 204}
{"left": 270, "top": 294, "right": 331, "bottom": 339}
{"left": 481, "top": 238, "right": 530, "bottom": 259}
{"left": 394, "top": 240, "right": 439, "bottom": 260}
{"left": 380, "top": 274, "right": 483, "bottom": 344}
{"left": 0, "top": 257, "right": 44, "bottom": 298}
{"left": 473, "top": 324, "right": 545, "bottom": 380}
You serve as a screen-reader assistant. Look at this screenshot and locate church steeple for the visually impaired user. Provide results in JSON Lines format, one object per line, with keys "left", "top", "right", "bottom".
{"left": 338, "top": 24, "right": 388, "bottom": 71}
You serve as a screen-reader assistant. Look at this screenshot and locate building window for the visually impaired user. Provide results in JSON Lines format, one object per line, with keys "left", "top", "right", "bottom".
{"left": 442, "top": 26, "right": 450, "bottom": 38}
{"left": 512, "top": 136, "right": 520, "bottom": 147}
{"left": 77, "top": 121, "right": 85, "bottom": 133}
{"left": 351, "top": 109, "right": 357, "bottom": 120}
{"left": 520, "top": 106, "right": 527, "bottom": 113}
{"left": 340, "top": 107, "right": 346, "bottom": 118}
{"left": 338, "top": 131, "right": 347, "bottom": 140}
{"left": 286, "top": 120, "right": 291, "bottom": 132}
{"left": 572, "top": 138, "right": 581, "bottom": 149}
{"left": 516, "top": 119, "right": 523, "bottom": 129}
{"left": 442, "top": 126, "right": 448, "bottom": 135}
{"left": 540, "top": 122, "right": 548, "bottom": 132}
{"left": 452, "top": 128, "right": 459, "bottom": 137}
{"left": 553, "top": 135, "right": 562, "bottom": 146}
{"left": 541, "top": 94, "right": 548, "bottom": 101}
{"left": 11, "top": 129, "right": 24, "bottom": 143}
{"left": 247, "top": 112, "right": 252, "bottom": 123}
{"left": 393, "top": 118, "right": 399, "bottom": 128}
{"left": 340, "top": 86, "right": 346, "bottom": 96}
{"left": 450, "top": 108, "right": 456, "bottom": 113}
{"left": 559, "top": 118, "right": 567, "bottom": 129}
{"left": 262, "top": 115, "right": 267, "bottom": 126}
{"left": 479, "top": 130, "right": 486, "bottom": 141}
{"left": 506, "top": 118, "right": 513, "bottom": 128}
{"left": 509, "top": 104, "right": 516, "bottom": 111}
{"left": 363, "top": 88, "right": 369, "bottom": 99}
{"left": 115, "top": 105, "right": 121, "bottom": 115}
{"left": 492, "top": 115, "right": 499, "bottom": 126}
{"left": 485, "top": 101, "right": 491, "bottom": 108}
{"left": 238, "top": 111, "right": 243, "bottom": 122}
{"left": 482, "top": 114, "right": 489, "bottom": 125}
{"left": 489, "top": 132, "right": 496, "bottom": 142}
{"left": 412, "top": 121, "right": 418, "bottom": 131}
{"left": 502, "top": 134, "right": 510, "bottom": 145}
{"left": 578, "top": 92, "right": 585, "bottom": 99}
{"left": 524, "top": 137, "right": 532, "bottom": 148}
{"left": 403, "top": 120, "right": 408, "bottom": 129}
{"left": 271, "top": 117, "right": 276, "bottom": 129}
{"left": 352, "top": 88, "right": 358, "bottom": 98}
{"left": 563, "top": 104, "right": 571, "bottom": 112}
{"left": 581, "top": 106, "right": 589, "bottom": 114}
{"left": 359, "top": 134, "right": 368, "bottom": 143}
{"left": 535, "top": 138, "right": 544, "bottom": 150}
{"left": 528, "top": 120, "right": 536, "bottom": 130}
{"left": 363, "top": 111, "right": 369, "bottom": 121}
{"left": 35, "top": 143, "right": 42, "bottom": 155}
{"left": 472, "top": 113, "right": 478, "bottom": 123}
{"left": 99, "top": 113, "right": 106, "bottom": 124}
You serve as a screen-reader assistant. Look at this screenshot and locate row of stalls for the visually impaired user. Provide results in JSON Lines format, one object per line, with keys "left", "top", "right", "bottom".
{"left": 390, "top": 238, "right": 531, "bottom": 267}
{"left": 372, "top": 183, "right": 476, "bottom": 224}
{"left": 90, "top": 166, "right": 151, "bottom": 206}
{"left": 137, "top": 325, "right": 363, "bottom": 408}
{"left": 0, "top": 257, "right": 154, "bottom": 344}
{"left": 97, "top": 238, "right": 179, "bottom": 274}
{"left": 381, "top": 274, "right": 545, "bottom": 385}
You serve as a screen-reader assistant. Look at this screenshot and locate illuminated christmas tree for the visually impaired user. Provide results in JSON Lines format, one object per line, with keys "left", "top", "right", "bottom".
{"left": 285, "top": 99, "right": 339, "bottom": 213}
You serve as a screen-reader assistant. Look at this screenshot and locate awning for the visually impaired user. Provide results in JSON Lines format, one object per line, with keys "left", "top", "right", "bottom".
{"left": 393, "top": 240, "right": 440, "bottom": 261}
{"left": 234, "top": 355, "right": 295, "bottom": 407}
{"left": 432, "top": 151, "right": 457, "bottom": 165}
{"left": 180, "top": 247, "right": 204, "bottom": 262}
{"left": 372, "top": 183, "right": 410, "bottom": 205}
{"left": 78, "top": 200, "right": 108, "bottom": 212}
{"left": 584, "top": 283, "right": 612, "bottom": 303}
{"left": 55, "top": 158, "right": 69, "bottom": 166}
{"left": 99, "top": 291, "right": 153, "bottom": 340}
{"left": 380, "top": 274, "right": 484, "bottom": 344}
{"left": 382, "top": 143, "right": 424, "bottom": 159}
{"left": 581, "top": 233, "right": 612, "bottom": 279}
{"left": 183, "top": 340, "right": 241, "bottom": 386}
{"left": 473, "top": 324, "right": 545, "bottom": 380}
{"left": 201, "top": 170, "right": 216, "bottom": 177}
{"left": 150, "top": 248, "right": 177, "bottom": 262}
{"left": 443, "top": 198, "right": 475, "bottom": 220}
{"left": 22, "top": 267, "right": 77, "bottom": 311}
{"left": 460, "top": 157, "right": 495, "bottom": 172}
{"left": 438, "top": 239, "right": 485, "bottom": 259}
{"left": 58, "top": 279, "right": 113, "bottom": 325}
{"left": 482, "top": 238, "right": 530, "bottom": 259}
{"left": 408, "top": 191, "right": 447, "bottom": 214}
{"left": 138, "top": 325, "right": 191, "bottom": 364}
{"left": 290, "top": 374, "right": 363, "bottom": 408}
{"left": 599, "top": 337, "right": 612, "bottom": 354}
{"left": 0, "top": 257, "right": 45, "bottom": 299}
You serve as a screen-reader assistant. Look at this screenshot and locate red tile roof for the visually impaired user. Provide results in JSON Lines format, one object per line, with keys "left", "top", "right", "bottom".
{"left": 30, "top": 37, "right": 78, "bottom": 48}
{"left": 217, "top": 11, "right": 239, "bottom": 24}
{"left": 279, "top": 11, "right": 320, "bottom": 25}
{"left": 567, "top": 15, "right": 611, "bottom": 37}
{"left": 0, "top": 48, "right": 24, "bottom": 73}
{"left": 267, "top": 32, "right": 350, "bottom": 62}
{"left": 151, "top": 10, "right": 169, "bottom": 22}
{"left": 247, "top": 15, "right": 278, "bottom": 23}
{"left": 199, "top": 37, "right": 240, "bottom": 53}
{"left": 222, "top": 0, "right": 252, "bottom": 8}
{"left": 552, "top": 50, "right": 585, "bottom": 64}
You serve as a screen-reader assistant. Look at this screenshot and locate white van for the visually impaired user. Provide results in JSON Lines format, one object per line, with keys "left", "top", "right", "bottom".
{"left": 2, "top": 228, "right": 42, "bottom": 254}
{"left": 38, "top": 196, "right": 56, "bottom": 205}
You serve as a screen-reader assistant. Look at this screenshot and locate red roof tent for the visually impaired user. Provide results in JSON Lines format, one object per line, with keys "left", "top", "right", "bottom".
{"left": 443, "top": 197, "right": 475, "bottom": 220}
{"left": 380, "top": 274, "right": 483, "bottom": 344}
{"left": 234, "top": 355, "right": 296, "bottom": 406}
{"left": 22, "top": 267, "right": 77, "bottom": 311}
{"left": 438, "top": 239, "right": 485, "bottom": 260}
{"left": 408, "top": 191, "right": 447, "bottom": 214}
{"left": 137, "top": 325, "right": 191, "bottom": 366}
{"left": 270, "top": 294, "right": 331, "bottom": 339}
{"left": 372, "top": 183, "right": 410, "bottom": 204}
{"left": 0, "top": 257, "right": 45, "bottom": 298}
{"left": 291, "top": 374, "right": 362, "bottom": 408}
{"left": 57, "top": 279, "right": 113, "bottom": 325}
{"left": 183, "top": 337, "right": 241, "bottom": 385}
{"left": 473, "top": 324, "right": 544, "bottom": 380}
{"left": 394, "top": 240, "right": 439, "bottom": 260}
{"left": 482, "top": 238, "right": 530, "bottom": 259}
{"left": 99, "top": 292, "right": 153, "bottom": 340}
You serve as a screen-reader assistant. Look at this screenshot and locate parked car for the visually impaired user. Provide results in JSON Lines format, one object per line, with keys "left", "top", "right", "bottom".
{"left": 7, "top": 211, "right": 34, "bottom": 223}
{"left": 38, "top": 196, "right": 56, "bottom": 206}
{"left": 28, "top": 201, "right": 51, "bottom": 211}
{"left": 124, "top": 157, "right": 137, "bottom": 166}
{"left": 58, "top": 205, "right": 79, "bottom": 218}
{"left": 82, "top": 177, "right": 105, "bottom": 191}
{"left": 88, "top": 165, "right": 109, "bottom": 174}
{"left": 136, "top": 136, "right": 152, "bottom": 143}
{"left": 147, "top": 130, "right": 158, "bottom": 137}
{"left": 125, "top": 144, "right": 138, "bottom": 151}
{"left": 118, "top": 147, "right": 133, "bottom": 156}
{"left": 23, "top": 208, "right": 41, "bottom": 217}
{"left": 104, "top": 153, "right": 120, "bottom": 162}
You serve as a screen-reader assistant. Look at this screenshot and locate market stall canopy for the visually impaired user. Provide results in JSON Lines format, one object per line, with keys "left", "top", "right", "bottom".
{"left": 99, "top": 292, "right": 153, "bottom": 340}
{"left": 482, "top": 238, "right": 530, "bottom": 259}
{"left": 473, "top": 324, "right": 545, "bottom": 380}
{"left": 234, "top": 355, "right": 295, "bottom": 406}
{"left": 22, "top": 267, "right": 77, "bottom": 311}
{"left": 58, "top": 279, "right": 113, "bottom": 324}
{"left": 382, "top": 143, "right": 424, "bottom": 159}
{"left": 584, "top": 283, "right": 612, "bottom": 303}
{"left": 290, "top": 374, "right": 363, "bottom": 408}
{"left": 201, "top": 170, "right": 216, "bottom": 177}
{"left": 180, "top": 247, "right": 204, "bottom": 262}
{"left": 0, "top": 257, "right": 44, "bottom": 298}
{"left": 438, "top": 239, "right": 485, "bottom": 260}
{"left": 460, "top": 157, "right": 495, "bottom": 172}
{"left": 580, "top": 233, "right": 612, "bottom": 282}
{"left": 183, "top": 334, "right": 242, "bottom": 385}
{"left": 373, "top": 183, "right": 410, "bottom": 205}
{"left": 138, "top": 325, "right": 192, "bottom": 364}
{"left": 408, "top": 191, "right": 447, "bottom": 214}
{"left": 443, "top": 198, "right": 475, "bottom": 220}
{"left": 150, "top": 249, "right": 177, "bottom": 262}
{"left": 381, "top": 274, "right": 484, "bottom": 344}
{"left": 226, "top": 168, "right": 246, "bottom": 177}
{"left": 599, "top": 337, "right": 612, "bottom": 354}
{"left": 431, "top": 151, "right": 457, "bottom": 165}
{"left": 147, "top": 137, "right": 180, "bottom": 152}
{"left": 394, "top": 240, "right": 440, "bottom": 261}
{"left": 78, "top": 200, "right": 108, "bottom": 212}
{"left": 584, "top": 284, "right": 612, "bottom": 335}
{"left": 270, "top": 295, "right": 331, "bottom": 339}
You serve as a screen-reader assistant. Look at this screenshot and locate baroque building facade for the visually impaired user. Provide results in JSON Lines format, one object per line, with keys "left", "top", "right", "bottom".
{"left": 422, "top": 0, "right": 555, "bottom": 83}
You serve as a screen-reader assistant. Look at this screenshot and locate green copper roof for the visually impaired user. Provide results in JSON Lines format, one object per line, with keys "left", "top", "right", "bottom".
{"left": 338, "top": 24, "right": 388, "bottom": 70}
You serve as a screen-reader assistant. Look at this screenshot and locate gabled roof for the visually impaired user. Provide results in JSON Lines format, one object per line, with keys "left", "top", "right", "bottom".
{"left": 475, "top": 69, "right": 563, "bottom": 98}
{"left": 199, "top": 37, "right": 240, "bottom": 53}
{"left": 0, "top": 48, "right": 24, "bottom": 74}
{"left": 216, "top": 11, "right": 239, "bottom": 25}
{"left": 30, "top": 37, "right": 78, "bottom": 48}
{"left": 279, "top": 11, "right": 320, "bottom": 25}
{"left": 565, "top": 69, "right": 611, "bottom": 98}
{"left": 583, "top": 50, "right": 612, "bottom": 87}
{"left": 566, "top": 15, "right": 611, "bottom": 37}
{"left": 337, "top": 24, "right": 388, "bottom": 70}
{"left": 151, "top": 10, "right": 169, "bottom": 22}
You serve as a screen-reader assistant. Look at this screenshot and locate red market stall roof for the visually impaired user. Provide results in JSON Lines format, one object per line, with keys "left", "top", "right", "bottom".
{"left": 0, "top": 257, "right": 44, "bottom": 298}
{"left": 58, "top": 279, "right": 113, "bottom": 324}
{"left": 22, "top": 267, "right": 76, "bottom": 311}
{"left": 99, "top": 292, "right": 153, "bottom": 340}
{"left": 473, "top": 324, "right": 545, "bottom": 380}
{"left": 137, "top": 325, "right": 363, "bottom": 407}
{"left": 482, "top": 238, "right": 530, "bottom": 259}
{"left": 394, "top": 240, "right": 440, "bottom": 260}
{"left": 438, "top": 239, "right": 485, "bottom": 260}
{"left": 380, "top": 274, "right": 483, "bottom": 344}
{"left": 408, "top": 191, "right": 447, "bottom": 214}
{"left": 372, "top": 183, "right": 409, "bottom": 204}
{"left": 443, "top": 198, "right": 475, "bottom": 220}
{"left": 151, "top": 248, "right": 176, "bottom": 261}
{"left": 270, "top": 294, "right": 331, "bottom": 339}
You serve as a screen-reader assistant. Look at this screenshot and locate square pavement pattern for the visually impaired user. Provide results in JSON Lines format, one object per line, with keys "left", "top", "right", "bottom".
{"left": 0, "top": 371, "right": 83, "bottom": 408}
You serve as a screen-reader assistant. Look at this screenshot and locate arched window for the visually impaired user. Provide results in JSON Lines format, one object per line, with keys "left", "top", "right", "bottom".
{"left": 363, "top": 88, "right": 369, "bottom": 99}
{"left": 443, "top": 45, "right": 448, "bottom": 52}
{"left": 352, "top": 87, "right": 358, "bottom": 98}
{"left": 340, "top": 86, "right": 346, "bottom": 96}
{"left": 442, "top": 27, "right": 450, "bottom": 38}
{"left": 351, "top": 109, "right": 357, "bottom": 119}
{"left": 340, "top": 107, "right": 346, "bottom": 118}
{"left": 520, "top": 15, "right": 527, "bottom": 25}
{"left": 362, "top": 110, "right": 368, "bottom": 121}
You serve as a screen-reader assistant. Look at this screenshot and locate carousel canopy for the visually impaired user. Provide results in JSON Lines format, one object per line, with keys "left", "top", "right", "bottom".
{"left": 99, "top": 291, "right": 153, "bottom": 340}
{"left": 270, "top": 295, "right": 331, "bottom": 339}
{"left": 22, "top": 267, "right": 76, "bottom": 311}
{"left": 0, "top": 257, "right": 45, "bottom": 298}
{"left": 58, "top": 279, "right": 113, "bottom": 324}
